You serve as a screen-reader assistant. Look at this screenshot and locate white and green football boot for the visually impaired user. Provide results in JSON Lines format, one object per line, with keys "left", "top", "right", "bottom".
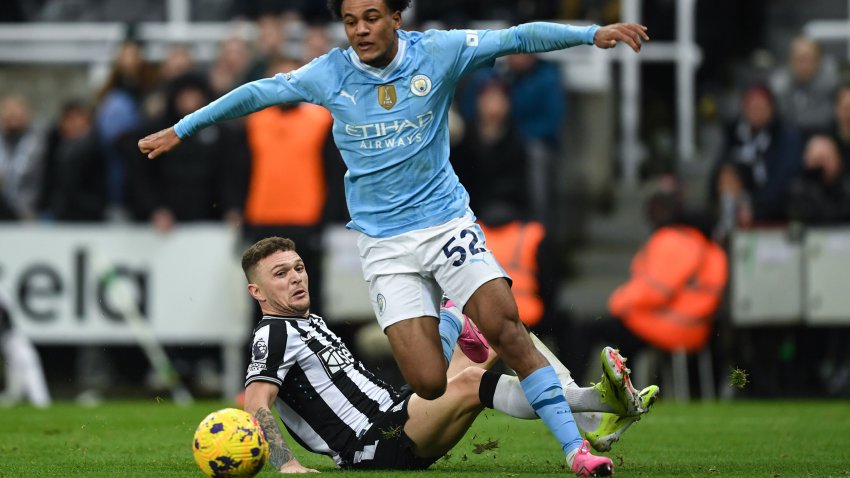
{"left": 584, "top": 385, "right": 660, "bottom": 452}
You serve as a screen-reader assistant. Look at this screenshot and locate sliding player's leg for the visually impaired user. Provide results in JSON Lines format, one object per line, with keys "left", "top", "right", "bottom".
{"left": 477, "top": 358, "right": 639, "bottom": 417}
{"left": 532, "top": 334, "right": 642, "bottom": 416}
{"left": 479, "top": 334, "right": 658, "bottom": 453}
{"left": 530, "top": 336, "right": 660, "bottom": 452}
{"left": 403, "top": 366, "right": 489, "bottom": 458}
{"left": 584, "top": 385, "right": 660, "bottom": 452}
{"left": 402, "top": 342, "right": 652, "bottom": 466}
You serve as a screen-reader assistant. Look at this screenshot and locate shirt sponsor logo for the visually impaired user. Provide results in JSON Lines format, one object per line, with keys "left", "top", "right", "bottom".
{"left": 247, "top": 362, "right": 266, "bottom": 374}
{"left": 377, "top": 84, "right": 397, "bottom": 110}
{"left": 318, "top": 344, "right": 355, "bottom": 377}
{"left": 410, "top": 74, "right": 432, "bottom": 97}
{"left": 344, "top": 111, "right": 434, "bottom": 150}
{"left": 466, "top": 30, "right": 479, "bottom": 47}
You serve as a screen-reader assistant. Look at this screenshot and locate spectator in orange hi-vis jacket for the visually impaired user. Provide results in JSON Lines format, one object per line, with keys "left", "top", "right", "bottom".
{"left": 608, "top": 176, "right": 728, "bottom": 354}
{"left": 564, "top": 175, "right": 728, "bottom": 376}
{"left": 476, "top": 202, "right": 548, "bottom": 329}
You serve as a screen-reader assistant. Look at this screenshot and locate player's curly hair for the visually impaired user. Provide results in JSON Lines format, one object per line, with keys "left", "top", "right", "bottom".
{"left": 326, "top": 0, "right": 411, "bottom": 20}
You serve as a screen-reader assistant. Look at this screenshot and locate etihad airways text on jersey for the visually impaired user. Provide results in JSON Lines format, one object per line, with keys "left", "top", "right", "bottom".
{"left": 344, "top": 111, "right": 434, "bottom": 149}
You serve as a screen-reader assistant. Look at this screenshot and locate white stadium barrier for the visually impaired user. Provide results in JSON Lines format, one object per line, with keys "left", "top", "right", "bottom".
{"left": 321, "top": 226, "right": 373, "bottom": 322}
{"left": 731, "top": 227, "right": 850, "bottom": 326}
{"left": 804, "top": 228, "right": 850, "bottom": 325}
{"left": 731, "top": 229, "right": 804, "bottom": 326}
{"left": 5, "top": 223, "right": 850, "bottom": 399}
{"left": 0, "top": 223, "right": 249, "bottom": 344}
{"left": 0, "top": 223, "right": 250, "bottom": 399}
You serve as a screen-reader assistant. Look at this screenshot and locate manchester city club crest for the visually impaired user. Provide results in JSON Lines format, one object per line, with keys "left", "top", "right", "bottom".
{"left": 377, "top": 84, "right": 397, "bottom": 110}
{"left": 410, "top": 74, "right": 432, "bottom": 96}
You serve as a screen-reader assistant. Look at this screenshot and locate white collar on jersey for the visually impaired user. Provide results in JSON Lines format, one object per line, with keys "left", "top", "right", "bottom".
{"left": 347, "top": 36, "right": 407, "bottom": 81}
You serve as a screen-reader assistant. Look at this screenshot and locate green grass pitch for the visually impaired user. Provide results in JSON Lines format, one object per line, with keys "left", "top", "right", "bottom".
{"left": 1, "top": 400, "right": 848, "bottom": 477}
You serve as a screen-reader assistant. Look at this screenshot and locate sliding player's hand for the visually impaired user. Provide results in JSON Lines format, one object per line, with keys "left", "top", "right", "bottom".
{"left": 593, "top": 23, "right": 649, "bottom": 52}
{"left": 138, "top": 127, "right": 182, "bottom": 159}
{"left": 279, "top": 458, "right": 319, "bottom": 473}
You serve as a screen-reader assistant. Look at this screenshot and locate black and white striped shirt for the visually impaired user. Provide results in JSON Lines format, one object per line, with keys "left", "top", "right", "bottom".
{"left": 245, "top": 314, "right": 400, "bottom": 466}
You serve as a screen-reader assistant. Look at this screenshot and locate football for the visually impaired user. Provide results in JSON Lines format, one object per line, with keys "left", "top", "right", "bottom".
{"left": 192, "top": 408, "right": 269, "bottom": 477}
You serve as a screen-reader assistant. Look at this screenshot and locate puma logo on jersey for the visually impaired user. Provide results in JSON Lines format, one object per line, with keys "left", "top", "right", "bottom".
{"left": 339, "top": 89, "right": 357, "bottom": 105}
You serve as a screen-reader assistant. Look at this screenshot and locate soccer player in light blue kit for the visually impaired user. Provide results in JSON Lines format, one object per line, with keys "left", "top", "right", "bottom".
{"left": 139, "top": 1, "right": 648, "bottom": 475}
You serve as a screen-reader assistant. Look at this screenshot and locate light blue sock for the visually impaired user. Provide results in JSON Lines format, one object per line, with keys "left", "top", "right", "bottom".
{"left": 438, "top": 308, "right": 463, "bottom": 365}
{"left": 520, "top": 365, "right": 583, "bottom": 455}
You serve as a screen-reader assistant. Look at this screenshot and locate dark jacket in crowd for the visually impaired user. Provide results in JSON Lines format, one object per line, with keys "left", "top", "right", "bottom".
{"left": 787, "top": 169, "right": 850, "bottom": 224}
{"left": 39, "top": 127, "right": 107, "bottom": 221}
{"left": 712, "top": 118, "right": 804, "bottom": 222}
{"left": 451, "top": 124, "right": 530, "bottom": 218}
{"left": 123, "top": 75, "right": 249, "bottom": 222}
{"left": 828, "top": 124, "right": 850, "bottom": 176}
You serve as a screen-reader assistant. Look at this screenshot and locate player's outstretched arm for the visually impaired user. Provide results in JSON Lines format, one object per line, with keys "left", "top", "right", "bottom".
{"left": 244, "top": 381, "right": 319, "bottom": 474}
{"left": 593, "top": 23, "right": 649, "bottom": 52}
{"left": 138, "top": 75, "right": 309, "bottom": 158}
{"left": 137, "top": 127, "right": 181, "bottom": 159}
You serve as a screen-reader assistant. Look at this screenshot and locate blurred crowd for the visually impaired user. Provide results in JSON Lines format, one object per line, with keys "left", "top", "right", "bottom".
{"left": 3, "top": 17, "right": 849, "bottom": 261}
{"left": 1, "top": 3, "right": 848, "bottom": 232}
{"left": 0, "top": 16, "right": 337, "bottom": 225}
{"left": 711, "top": 37, "right": 850, "bottom": 236}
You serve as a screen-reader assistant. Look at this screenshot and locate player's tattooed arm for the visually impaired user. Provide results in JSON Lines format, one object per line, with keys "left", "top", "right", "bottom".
{"left": 254, "top": 407, "right": 295, "bottom": 468}
{"left": 244, "top": 377, "right": 317, "bottom": 471}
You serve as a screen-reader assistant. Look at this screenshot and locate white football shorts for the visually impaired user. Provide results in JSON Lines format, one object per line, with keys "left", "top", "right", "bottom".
{"left": 357, "top": 213, "right": 511, "bottom": 330}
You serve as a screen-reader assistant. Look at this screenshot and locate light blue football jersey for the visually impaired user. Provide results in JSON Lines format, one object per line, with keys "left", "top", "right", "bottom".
{"left": 175, "top": 23, "right": 599, "bottom": 237}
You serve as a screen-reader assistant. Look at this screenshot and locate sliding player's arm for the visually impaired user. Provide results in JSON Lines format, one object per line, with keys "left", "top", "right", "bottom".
{"left": 244, "top": 381, "right": 318, "bottom": 474}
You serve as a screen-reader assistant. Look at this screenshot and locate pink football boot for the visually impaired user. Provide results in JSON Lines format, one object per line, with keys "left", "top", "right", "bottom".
{"left": 443, "top": 298, "right": 490, "bottom": 363}
{"left": 571, "top": 439, "right": 614, "bottom": 477}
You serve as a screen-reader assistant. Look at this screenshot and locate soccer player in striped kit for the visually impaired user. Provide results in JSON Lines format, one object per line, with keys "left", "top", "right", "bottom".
{"left": 240, "top": 237, "right": 656, "bottom": 474}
